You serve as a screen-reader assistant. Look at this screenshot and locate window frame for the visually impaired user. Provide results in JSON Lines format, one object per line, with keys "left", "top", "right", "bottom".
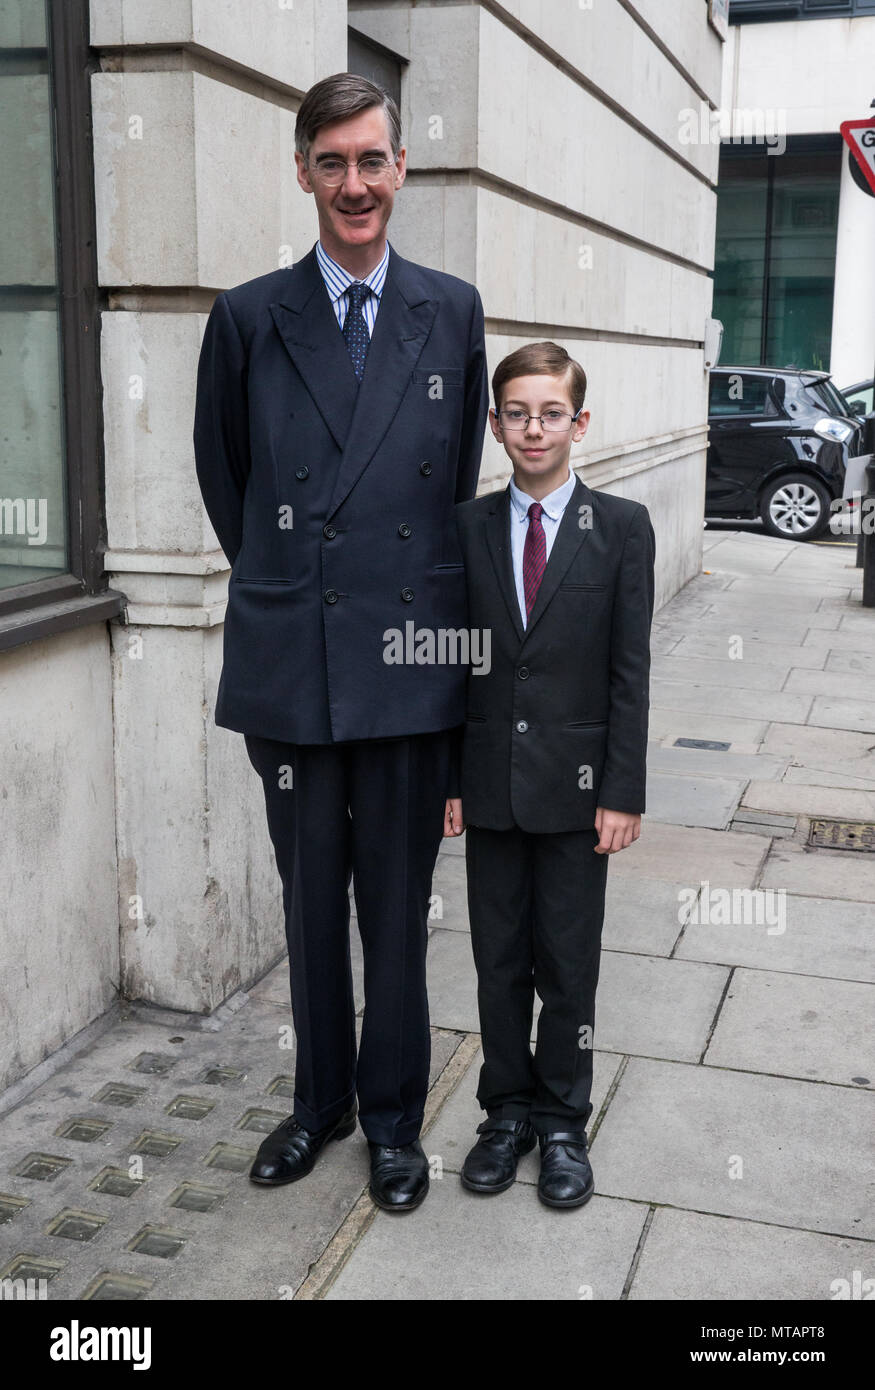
{"left": 0, "top": 0, "right": 124, "bottom": 651}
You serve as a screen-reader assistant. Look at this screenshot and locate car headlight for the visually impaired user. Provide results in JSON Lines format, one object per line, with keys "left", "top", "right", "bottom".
{"left": 813, "top": 417, "right": 853, "bottom": 444}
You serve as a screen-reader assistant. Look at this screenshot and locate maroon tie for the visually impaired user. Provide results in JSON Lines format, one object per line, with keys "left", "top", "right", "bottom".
{"left": 522, "top": 501, "right": 547, "bottom": 619}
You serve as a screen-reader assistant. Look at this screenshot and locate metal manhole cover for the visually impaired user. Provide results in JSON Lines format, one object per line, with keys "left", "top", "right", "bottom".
{"left": 808, "top": 819, "right": 875, "bottom": 853}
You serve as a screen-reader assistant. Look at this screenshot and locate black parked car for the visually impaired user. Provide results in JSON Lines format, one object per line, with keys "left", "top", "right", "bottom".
{"left": 706, "top": 366, "right": 866, "bottom": 540}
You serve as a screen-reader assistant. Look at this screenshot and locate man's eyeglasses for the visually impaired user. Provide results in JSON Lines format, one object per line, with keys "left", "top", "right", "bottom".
{"left": 309, "top": 156, "right": 396, "bottom": 186}
{"left": 497, "top": 409, "right": 582, "bottom": 432}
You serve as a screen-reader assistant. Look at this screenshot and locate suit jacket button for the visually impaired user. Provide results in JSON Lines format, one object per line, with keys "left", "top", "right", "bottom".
{"left": 398, "top": 523, "right": 412, "bottom": 538}
{"left": 419, "top": 461, "right": 432, "bottom": 476}
{"left": 401, "top": 587, "right": 414, "bottom": 602}
{"left": 324, "top": 589, "right": 339, "bottom": 604}
{"left": 516, "top": 719, "right": 528, "bottom": 733}
{"left": 517, "top": 666, "right": 530, "bottom": 680}
{"left": 323, "top": 524, "right": 337, "bottom": 540}
{"left": 295, "top": 466, "right": 309, "bottom": 480}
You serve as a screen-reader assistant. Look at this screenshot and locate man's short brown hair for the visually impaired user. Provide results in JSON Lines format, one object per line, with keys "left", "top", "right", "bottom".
{"left": 295, "top": 72, "right": 402, "bottom": 164}
{"left": 492, "top": 341, "right": 587, "bottom": 416}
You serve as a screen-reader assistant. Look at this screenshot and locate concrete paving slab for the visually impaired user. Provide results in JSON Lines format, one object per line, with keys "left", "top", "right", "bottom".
{"left": 671, "top": 634, "right": 828, "bottom": 670}
{"left": 785, "top": 667, "right": 875, "bottom": 701}
{"left": 425, "top": 926, "right": 478, "bottom": 1033}
{"left": 761, "top": 841, "right": 875, "bottom": 902}
{"left": 826, "top": 650, "right": 875, "bottom": 676}
{"left": 593, "top": 1057, "right": 874, "bottom": 1238}
{"left": 782, "top": 765, "right": 875, "bottom": 793}
{"left": 705, "top": 968, "right": 874, "bottom": 1089}
{"left": 429, "top": 851, "right": 469, "bottom": 933}
{"left": 613, "top": 821, "right": 768, "bottom": 886}
{"left": 595, "top": 952, "right": 729, "bottom": 1061}
{"left": 802, "top": 625, "right": 875, "bottom": 653}
{"left": 325, "top": 1180, "right": 647, "bottom": 1300}
{"left": 628, "top": 1207, "right": 874, "bottom": 1301}
{"left": 652, "top": 655, "right": 789, "bottom": 691}
{"left": 423, "top": 1045, "right": 623, "bottom": 1178}
{"left": 647, "top": 743, "right": 787, "bottom": 781}
{"left": 645, "top": 772, "right": 747, "bottom": 829}
{"left": 742, "top": 780, "right": 875, "bottom": 821}
{"left": 676, "top": 893, "right": 875, "bottom": 984}
{"left": 760, "top": 722, "right": 875, "bottom": 768}
{"left": 651, "top": 681, "right": 813, "bottom": 724}
{"left": 603, "top": 874, "right": 689, "bottom": 956}
{"left": 807, "top": 696, "right": 875, "bottom": 734}
{"left": 648, "top": 708, "right": 768, "bottom": 751}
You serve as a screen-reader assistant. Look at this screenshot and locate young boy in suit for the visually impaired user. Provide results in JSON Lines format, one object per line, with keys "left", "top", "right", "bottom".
{"left": 444, "top": 341, "right": 655, "bottom": 1209}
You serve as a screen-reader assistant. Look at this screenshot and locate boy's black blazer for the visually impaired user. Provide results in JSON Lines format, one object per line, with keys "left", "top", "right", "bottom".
{"left": 455, "top": 475, "right": 655, "bottom": 832}
{"left": 193, "top": 241, "right": 488, "bottom": 744}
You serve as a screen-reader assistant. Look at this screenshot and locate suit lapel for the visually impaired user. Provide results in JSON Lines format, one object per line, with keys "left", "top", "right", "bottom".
{"left": 521, "top": 474, "right": 595, "bottom": 641}
{"left": 271, "top": 240, "right": 438, "bottom": 520}
{"left": 485, "top": 486, "right": 525, "bottom": 644}
{"left": 269, "top": 245, "right": 359, "bottom": 455}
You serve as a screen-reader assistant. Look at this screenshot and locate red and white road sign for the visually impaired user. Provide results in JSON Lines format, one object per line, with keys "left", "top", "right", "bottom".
{"left": 841, "top": 116, "right": 875, "bottom": 196}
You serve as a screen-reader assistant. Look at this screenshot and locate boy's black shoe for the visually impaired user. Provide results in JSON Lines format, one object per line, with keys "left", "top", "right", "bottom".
{"left": 368, "top": 1139, "right": 429, "bottom": 1211}
{"left": 460, "top": 1118, "right": 537, "bottom": 1194}
{"left": 249, "top": 1105, "right": 357, "bottom": 1185}
{"left": 537, "top": 1131, "right": 594, "bottom": 1208}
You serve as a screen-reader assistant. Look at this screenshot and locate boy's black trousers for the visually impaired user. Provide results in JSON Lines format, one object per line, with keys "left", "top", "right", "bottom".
{"left": 465, "top": 823, "right": 610, "bottom": 1134}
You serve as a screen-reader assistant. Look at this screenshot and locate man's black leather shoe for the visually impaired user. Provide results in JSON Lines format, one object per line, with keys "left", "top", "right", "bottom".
{"left": 537, "top": 1130, "right": 594, "bottom": 1208}
{"left": 249, "top": 1105, "right": 357, "bottom": 1185}
{"left": 460, "top": 1118, "right": 536, "bottom": 1194}
{"left": 368, "top": 1138, "right": 429, "bottom": 1211}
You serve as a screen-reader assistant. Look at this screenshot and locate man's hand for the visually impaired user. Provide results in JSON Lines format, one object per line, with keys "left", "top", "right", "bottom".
{"left": 594, "top": 806, "right": 640, "bottom": 854}
{"left": 443, "top": 798, "right": 465, "bottom": 837}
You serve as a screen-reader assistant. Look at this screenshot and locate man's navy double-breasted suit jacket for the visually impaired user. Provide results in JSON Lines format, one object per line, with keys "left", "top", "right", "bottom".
{"left": 193, "top": 241, "right": 490, "bottom": 744}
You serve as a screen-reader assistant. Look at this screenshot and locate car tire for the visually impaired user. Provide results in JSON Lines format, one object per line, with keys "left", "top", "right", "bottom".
{"left": 758, "top": 473, "right": 832, "bottom": 541}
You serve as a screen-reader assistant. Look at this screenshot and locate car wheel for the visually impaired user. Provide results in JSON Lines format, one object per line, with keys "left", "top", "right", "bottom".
{"left": 758, "top": 473, "right": 832, "bottom": 541}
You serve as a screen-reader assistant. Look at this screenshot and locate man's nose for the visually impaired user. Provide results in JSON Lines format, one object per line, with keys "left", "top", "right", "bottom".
{"left": 341, "top": 164, "right": 369, "bottom": 197}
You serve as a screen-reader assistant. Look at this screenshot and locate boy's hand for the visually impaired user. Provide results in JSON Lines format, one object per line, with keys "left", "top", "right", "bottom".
{"left": 443, "top": 798, "right": 465, "bottom": 837}
{"left": 594, "top": 807, "right": 640, "bottom": 854}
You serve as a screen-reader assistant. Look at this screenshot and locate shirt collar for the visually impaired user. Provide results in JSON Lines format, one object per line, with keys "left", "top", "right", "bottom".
{"left": 509, "top": 469, "right": 576, "bottom": 523}
{"left": 315, "top": 239, "right": 390, "bottom": 305}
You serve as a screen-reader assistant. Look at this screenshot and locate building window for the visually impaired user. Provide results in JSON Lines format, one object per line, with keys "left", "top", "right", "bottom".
{"left": 712, "top": 137, "right": 842, "bottom": 371}
{"left": 730, "top": 0, "right": 875, "bottom": 22}
{"left": 347, "top": 27, "right": 406, "bottom": 110}
{"left": 0, "top": 0, "right": 118, "bottom": 646}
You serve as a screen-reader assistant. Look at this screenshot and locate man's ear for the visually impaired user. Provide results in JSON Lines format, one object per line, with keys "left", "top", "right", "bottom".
{"left": 488, "top": 407, "right": 504, "bottom": 442}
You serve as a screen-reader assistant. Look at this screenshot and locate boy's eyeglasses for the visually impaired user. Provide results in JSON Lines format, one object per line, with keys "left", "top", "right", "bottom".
{"left": 309, "top": 157, "right": 396, "bottom": 185}
{"left": 497, "top": 409, "right": 582, "bottom": 432}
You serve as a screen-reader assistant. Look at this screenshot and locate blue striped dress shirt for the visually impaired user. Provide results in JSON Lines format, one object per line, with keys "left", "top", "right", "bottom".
{"left": 315, "top": 238, "right": 390, "bottom": 339}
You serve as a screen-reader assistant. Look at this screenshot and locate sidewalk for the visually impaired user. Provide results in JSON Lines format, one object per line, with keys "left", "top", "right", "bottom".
{"left": 1, "top": 529, "right": 873, "bottom": 1300}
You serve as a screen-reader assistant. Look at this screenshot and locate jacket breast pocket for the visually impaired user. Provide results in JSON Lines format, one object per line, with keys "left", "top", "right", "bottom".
{"left": 411, "top": 367, "right": 465, "bottom": 386}
{"left": 559, "top": 583, "right": 606, "bottom": 592}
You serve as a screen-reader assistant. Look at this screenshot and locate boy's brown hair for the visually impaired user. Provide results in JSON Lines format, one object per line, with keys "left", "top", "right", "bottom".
{"left": 492, "top": 341, "right": 587, "bottom": 416}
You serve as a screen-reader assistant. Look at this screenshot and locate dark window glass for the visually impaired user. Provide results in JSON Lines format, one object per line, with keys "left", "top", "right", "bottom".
{"left": 709, "top": 373, "right": 781, "bottom": 416}
{"left": 713, "top": 138, "right": 842, "bottom": 371}
{"left": 0, "top": 0, "right": 68, "bottom": 590}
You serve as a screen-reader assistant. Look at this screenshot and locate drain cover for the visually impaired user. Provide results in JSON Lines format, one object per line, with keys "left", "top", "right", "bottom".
{"left": 808, "top": 820, "right": 875, "bottom": 853}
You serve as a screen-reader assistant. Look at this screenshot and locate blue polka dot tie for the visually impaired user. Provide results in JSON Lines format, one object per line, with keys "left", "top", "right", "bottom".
{"left": 342, "top": 281, "right": 371, "bottom": 382}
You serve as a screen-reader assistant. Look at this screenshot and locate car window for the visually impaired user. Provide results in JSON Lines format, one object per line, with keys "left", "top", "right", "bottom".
{"left": 844, "top": 384, "right": 874, "bottom": 414}
{"left": 709, "top": 373, "right": 779, "bottom": 418}
{"left": 804, "top": 378, "right": 851, "bottom": 417}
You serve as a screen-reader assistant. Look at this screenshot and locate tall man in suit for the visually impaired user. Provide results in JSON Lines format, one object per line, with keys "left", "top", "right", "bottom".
{"left": 193, "top": 73, "right": 489, "bottom": 1212}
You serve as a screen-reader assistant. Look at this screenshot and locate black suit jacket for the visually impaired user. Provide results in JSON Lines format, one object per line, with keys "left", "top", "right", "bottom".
{"left": 193, "top": 241, "right": 489, "bottom": 743}
{"left": 455, "top": 475, "right": 655, "bottom": 832}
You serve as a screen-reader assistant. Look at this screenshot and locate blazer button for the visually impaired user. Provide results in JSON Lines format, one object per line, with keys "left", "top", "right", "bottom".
{"left": 398, "top": 523, "right": 412, "bottom": 538}
{"left": 401, "top": 587, "right": 415, "bottom": 603}
{"left": 324, "top": 589, "right": 339, "bottom": 604}
{"left": 295, "top": 466, "right": 309, "bottom": 480}
{"left": 419, "top": 461, "right": 432, "bottom": 476}
{"left": 517, "top": 666, "right": 530, "bottom": 680}
{"left": 516, "top": 720, "right": 529, "bottom": 733}
{"left": 323, "top": 524, "right": 337, "bottom": 540}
